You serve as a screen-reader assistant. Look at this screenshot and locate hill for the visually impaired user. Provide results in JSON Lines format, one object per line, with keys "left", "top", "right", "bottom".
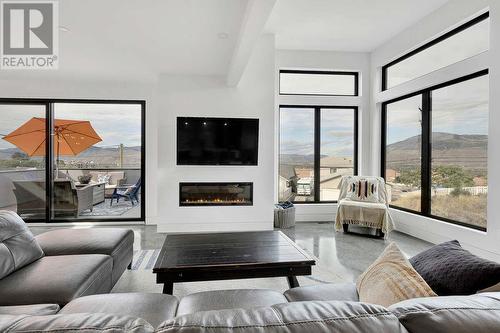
{"left": 386, "top": 132, "right": 487, "bottom": 171}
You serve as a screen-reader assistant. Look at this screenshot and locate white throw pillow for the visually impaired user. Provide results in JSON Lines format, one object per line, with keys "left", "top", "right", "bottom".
{"left": 345, "top": 178, "right": 379, "bottom": 202}
{"left": 357, "top": 243, "right": 437, "bottom": 307}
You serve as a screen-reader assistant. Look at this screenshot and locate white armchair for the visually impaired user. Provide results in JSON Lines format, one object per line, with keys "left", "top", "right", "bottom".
{"left": 335, "top": 176, "right": 394, "bottom": 238}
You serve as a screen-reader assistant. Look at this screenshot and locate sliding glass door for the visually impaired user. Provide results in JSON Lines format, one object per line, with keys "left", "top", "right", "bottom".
{"left": 0, "top": 103, "right": 47, "bottom": 221}
{"left": 0, "top": 99, "right": 145, "bottom": 222}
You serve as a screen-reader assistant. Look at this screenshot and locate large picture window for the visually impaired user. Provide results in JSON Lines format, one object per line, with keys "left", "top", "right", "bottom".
{"left": 382, "top": 71, "right": 488, "bottom": 230}
{"left": 279, "top": 106, "right": 357, "bottom": 203}
{"left": 384, "top": 94, "right": 423, "bottom": 212}
{"left": 383, "top": 13, "right": 489, "bottom": 90}
{"left": 0, "top": 99, "right": 145, "bottom": 223}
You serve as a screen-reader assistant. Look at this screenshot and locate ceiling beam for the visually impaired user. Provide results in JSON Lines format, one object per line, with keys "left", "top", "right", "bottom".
{"left": 226, "top": 0, "right": 276, "bottom": 87}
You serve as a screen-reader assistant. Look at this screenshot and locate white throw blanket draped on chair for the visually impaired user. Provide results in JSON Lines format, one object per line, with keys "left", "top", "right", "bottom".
{"left": 335, "top": 176, "right": 394, "bottom": 237}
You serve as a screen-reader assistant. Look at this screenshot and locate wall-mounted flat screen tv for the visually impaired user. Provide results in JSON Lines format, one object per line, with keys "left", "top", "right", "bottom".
{"left": 177, "top": 117, "right": 259, "bottom": 165}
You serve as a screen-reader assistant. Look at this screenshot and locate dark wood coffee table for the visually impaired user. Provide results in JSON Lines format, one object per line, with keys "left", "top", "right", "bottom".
{"left": 153, "top": 231, "right": 315, "bottom": 294}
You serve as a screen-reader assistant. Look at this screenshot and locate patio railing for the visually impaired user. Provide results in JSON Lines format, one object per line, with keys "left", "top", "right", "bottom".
{"left": 0, "top": 167, "right": 141, "bottom": 211}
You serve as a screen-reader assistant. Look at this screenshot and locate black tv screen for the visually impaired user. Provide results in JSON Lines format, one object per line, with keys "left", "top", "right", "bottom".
{"left": 177, "top": 117, "right": 259, "bottom": 165}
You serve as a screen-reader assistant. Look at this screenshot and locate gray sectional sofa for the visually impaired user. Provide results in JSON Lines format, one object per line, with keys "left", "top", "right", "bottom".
{"left": 1, "top": 286, "right": 500, "bottom": 332}
{"left": 1, "top": 213, "right": 500, "bottom": 332}
{"left": 0, "top": 226, "right": 134, "bottom": 306}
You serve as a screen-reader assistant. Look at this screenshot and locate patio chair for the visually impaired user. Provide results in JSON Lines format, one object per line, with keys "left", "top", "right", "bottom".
{"left": 334, "top": 175, "right": 394, "bottom": 238}
{"left": 110, "top": 178, "right": 141, "bottom": 206}
{"left": 13, "top": 180, "right": 93, "bottom": 218}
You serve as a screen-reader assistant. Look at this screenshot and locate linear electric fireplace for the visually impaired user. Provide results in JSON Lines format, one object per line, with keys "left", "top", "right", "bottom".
{"left": 179, "top": 182, "right": 253, "bottom": 206}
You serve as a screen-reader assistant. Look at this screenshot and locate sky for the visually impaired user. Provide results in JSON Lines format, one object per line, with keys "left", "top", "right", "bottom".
{"left": 0, "top": 103, "right": 142, "bottom": 150}
{"left": 280, "top": 108, "right": 354, "bottom": 157}
{"left": 387, "top": 74, "right": 489, "bottom": 145}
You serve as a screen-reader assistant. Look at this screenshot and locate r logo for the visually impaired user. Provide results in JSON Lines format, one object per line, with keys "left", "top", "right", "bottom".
{"left": 2, "top": 2, "right": 53, "bottom": 55}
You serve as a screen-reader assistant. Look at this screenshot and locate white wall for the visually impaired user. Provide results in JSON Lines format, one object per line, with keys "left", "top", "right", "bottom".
{"left": 0, "top": 77, "right": 159, "bottom": 224}
{"left": 154, "top": 35, "right": 276, "bottom": 233}
{"left": 276, "top": 50, "right": 370, "bottom": 222}
{"left": 370, "top": 0, "right": 500, "bottom": 261}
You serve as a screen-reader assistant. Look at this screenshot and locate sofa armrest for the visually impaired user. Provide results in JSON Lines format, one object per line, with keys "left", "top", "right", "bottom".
{"left": 0, "top": 304, "right": 60, "bottom": 316}
{"left": 0, "top": 313, "right": 154, "bottom": 333}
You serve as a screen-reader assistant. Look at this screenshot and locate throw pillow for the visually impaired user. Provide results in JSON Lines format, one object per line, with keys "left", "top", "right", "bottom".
{"left": 345, "top": 178, "right": 379, "bottom": 202}
{"left": 97, "top": 174, "right": 111, "bottom": 185}
{"left": 357, "top": 242, "right": 437, "bottom": 307}
{"left": 0, "top": 210, "right": 44, "bottom": 279}
{"left": 409, "top": 240, "right": 500, "bottom": 295}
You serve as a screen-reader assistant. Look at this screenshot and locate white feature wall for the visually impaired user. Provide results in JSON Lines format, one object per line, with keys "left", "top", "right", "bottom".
{"left": 370, "top": 0, "right": 500, "bottom": 261}
{"left": 276, "top": 50, "right": 371, "bottom": 222}
{"left": 154, "top": 35, "right": 276, "bottom": 233}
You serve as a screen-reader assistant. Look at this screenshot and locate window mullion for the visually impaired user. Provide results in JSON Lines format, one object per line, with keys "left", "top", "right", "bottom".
{"left": 314, "top": 107, "right": 321, "bottom": 202}
{"left": 421, "top": 92, "right": 432, "bottom": 215}
{"left": 45, "top": 102, "right": 53, "bottom": 222}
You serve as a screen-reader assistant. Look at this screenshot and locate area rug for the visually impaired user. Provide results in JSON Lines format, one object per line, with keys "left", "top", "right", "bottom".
{"left": 79, "top": 199, "right": 136, "bottom": 217}
{"left": 112, "top": 249, "right": 347, "bottom": 298}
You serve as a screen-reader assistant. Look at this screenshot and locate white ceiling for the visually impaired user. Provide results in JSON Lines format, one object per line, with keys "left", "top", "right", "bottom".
{"left": 265, "top": 0, "right": 450, "bottom": 52}
{"left": 1, "top": 0, "right": 452, "bottom": 81}
{"left": 2, "top": 0, "right": 248, "bottom": 81}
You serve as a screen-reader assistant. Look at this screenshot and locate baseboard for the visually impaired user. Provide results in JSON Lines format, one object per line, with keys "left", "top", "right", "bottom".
{"left": 27, "top": 221, "right": 145, "bottom": 227}
{"left": 295, "top": 214, "right": 335, "bottom": 222}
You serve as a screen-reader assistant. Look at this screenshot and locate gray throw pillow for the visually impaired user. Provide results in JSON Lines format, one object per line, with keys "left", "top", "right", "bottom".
{"left": 410, "top": 240, "right": 500, "bottom": 295}
{"left": 0, "top": 210, "right": 44, "bottom": 279}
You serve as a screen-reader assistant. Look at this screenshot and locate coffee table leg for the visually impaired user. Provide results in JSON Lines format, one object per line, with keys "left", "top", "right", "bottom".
{"left": 287, "top": 276, "right": 300, "bottom": 288}
{"left": 162, "top": 281, "right": 174, "bottom": 295}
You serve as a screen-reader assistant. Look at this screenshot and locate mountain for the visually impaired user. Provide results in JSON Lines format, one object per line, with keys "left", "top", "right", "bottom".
{"left": 0, "top": 148, "right": 23, "bottom": 160}
{"left": 0, "top": 145, "right": 142, "bottom": 167}
{"left": 387, "top": 132, "right": 487, "bottom": 171}
{"left": 279, "top": 154, "right": 315, "bottom": 166}
{"left": 387, "top": 132, "right": 487, "bottom": 151}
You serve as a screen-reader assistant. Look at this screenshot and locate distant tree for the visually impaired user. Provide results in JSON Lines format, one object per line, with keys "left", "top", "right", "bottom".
{"left": 395, "top": 168, "right": 421, "bottom": 188}
{"left": 432, "top": 165, "right": 474, "bottom": 195}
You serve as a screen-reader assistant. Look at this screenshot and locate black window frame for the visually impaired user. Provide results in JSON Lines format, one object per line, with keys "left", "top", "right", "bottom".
{"left": 0, "top": 98, "right": 146, "bottom": 223}
{"left": 279, "top": 105, "right": 358, "bottom": 204}
{"left": 382, "top": 12, "right": 489, "bottom": 91}
{"left": 381, "top": 69, "right": 488, "bottom": 231}
{"left": 279, "top": 70, "right": 359, "bottom": 97}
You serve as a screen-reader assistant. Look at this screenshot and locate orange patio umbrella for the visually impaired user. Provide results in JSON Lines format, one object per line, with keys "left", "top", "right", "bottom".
{"left": 2, "top": 117, "right": 102, "bottom": 169}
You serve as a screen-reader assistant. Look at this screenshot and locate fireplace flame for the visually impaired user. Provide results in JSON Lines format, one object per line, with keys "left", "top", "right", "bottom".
{"left": 184, "top": 198, "right": 248, "bottom": 204}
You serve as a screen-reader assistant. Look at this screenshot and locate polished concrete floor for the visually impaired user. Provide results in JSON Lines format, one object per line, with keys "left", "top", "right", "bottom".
{"left": 30, "top": 222, "right": 432, "bottom": 284}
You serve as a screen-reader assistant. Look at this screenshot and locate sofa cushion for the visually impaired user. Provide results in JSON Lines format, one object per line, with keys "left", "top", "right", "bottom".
{"left": 409, "top": 240, "right": 500, "bottom": 295}
{"left": 176, "top": 289, "right": 287, "bottom": 316}
{"left": 0, "top": 313, "right": 153, "bottom": 333}
{"left": 0, "top": 210, "right": 44, "bottom": 279}
{"left": 284, "top": 282, "right": 359, "bottom": 302}
{"left": 158, "top": 300, "right": 406, "bottom": 333}
{"left": 61, "top": 293, "right": 179, "bottom": 328}
{"left": 36, "top": 228, "right": 134, "bottom": 285}
{"left": 0, "top": 304, "right": 59, "bottom": 316}
{"left": 89, "top": 171, "right": 125, "bottom": 186}
{"left": 357, "top": 243, "right": 436, "bottom": 307}
{"left": 389, "top": 292, "right": 500, "bottom": 333}
{"left": 0, "top": 254, "right": 112, "bottom": 306}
